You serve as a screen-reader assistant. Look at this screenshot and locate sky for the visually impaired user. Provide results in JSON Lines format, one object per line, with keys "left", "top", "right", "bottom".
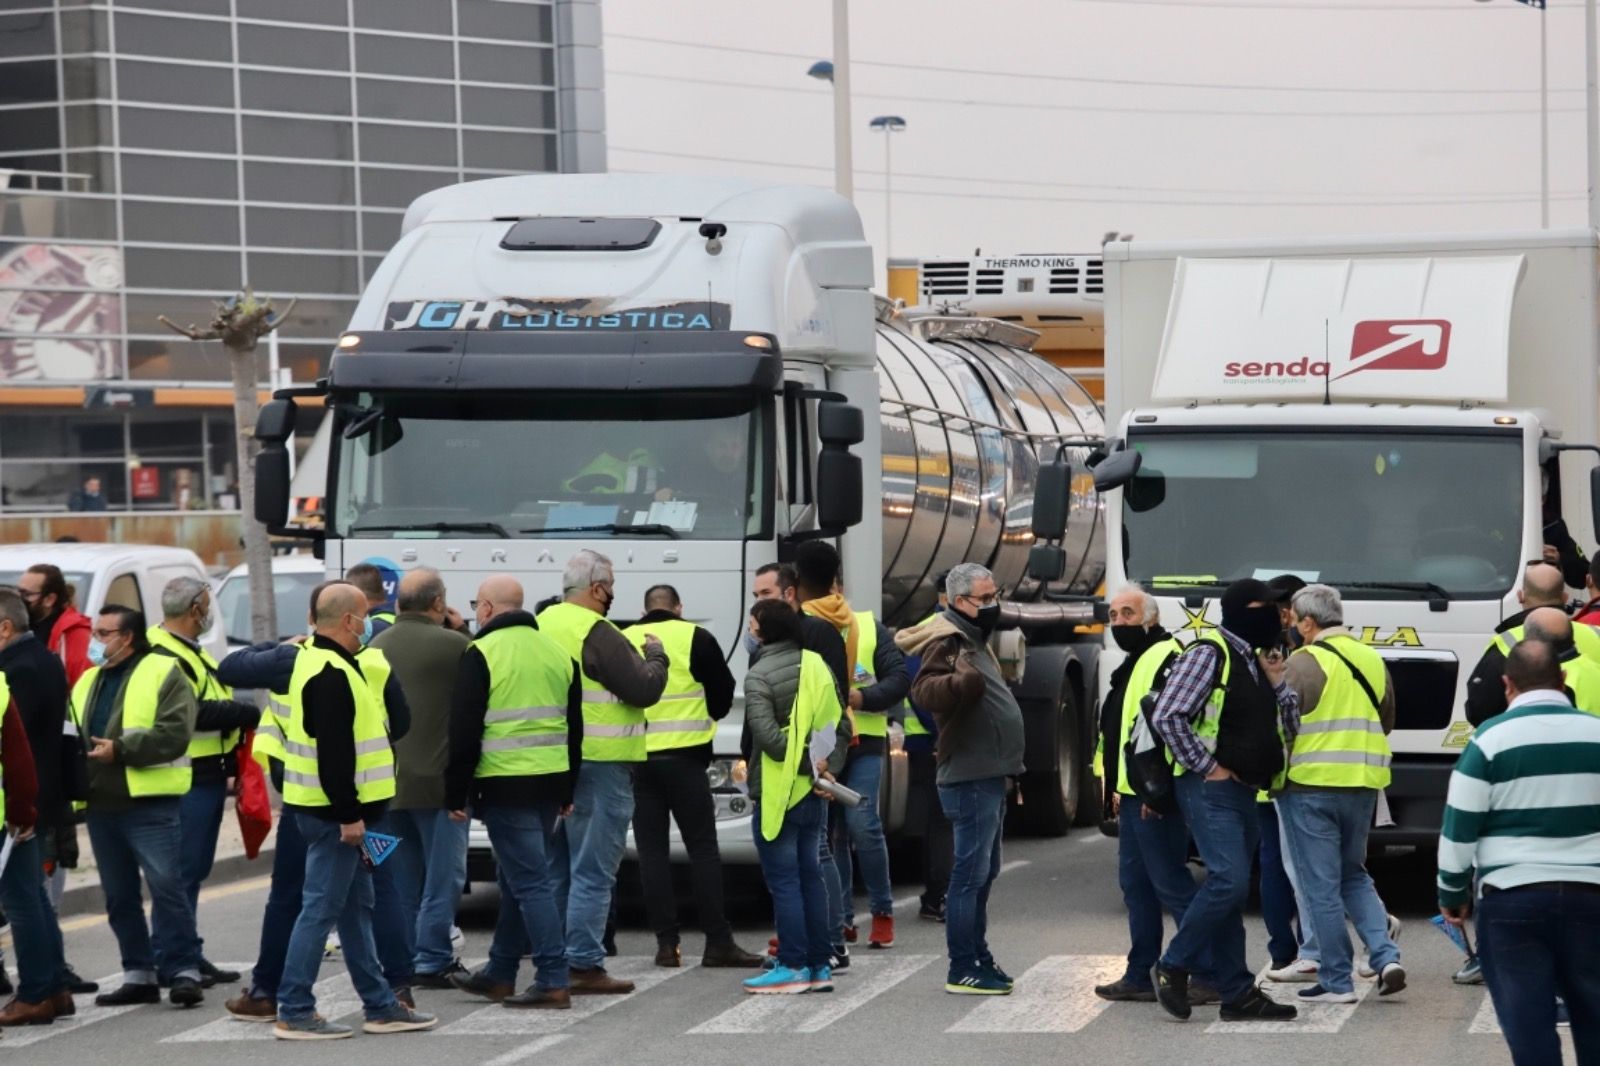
{"left": 599, "top": 0, "right": 1597, "bottom": 266}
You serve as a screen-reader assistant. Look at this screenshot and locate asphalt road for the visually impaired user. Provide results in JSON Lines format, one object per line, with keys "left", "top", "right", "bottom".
{"left": 9, "top": 831, "right": 1542, "bottom": 1066}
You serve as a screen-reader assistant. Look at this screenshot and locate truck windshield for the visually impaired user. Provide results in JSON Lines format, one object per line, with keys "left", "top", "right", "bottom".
{"left": 331, "top": 391, "right": 769, "bottom": 541}
{"left": 1122, "top": 428, "right": 1523, "bottom": 599}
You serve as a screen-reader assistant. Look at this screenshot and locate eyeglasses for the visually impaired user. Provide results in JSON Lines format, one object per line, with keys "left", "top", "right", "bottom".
{"left": 470, "top": 599, "right": 489, "bottom": 611}
{"left": 90, "top": 627, "right": 124, "bottom": 640}
{"left": 960, "top": 593, "right": 1000, "bottom": 607}
{"left": 17, "top": 590, "right": 40, "bottom": 602}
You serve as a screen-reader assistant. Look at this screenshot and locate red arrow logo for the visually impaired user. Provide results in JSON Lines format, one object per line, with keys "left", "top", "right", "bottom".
{"left": 1335, "top": 320, "right": 1451, "bottom": 380}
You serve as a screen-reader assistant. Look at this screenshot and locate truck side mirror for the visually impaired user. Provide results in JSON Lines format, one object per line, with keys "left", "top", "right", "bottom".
{"left": 1026, "top": 544, "right": 1066, "bottom": 582}
{"left": 815, "top": 400, "right": 864, "bottom": 531}
{"left": 254, "top": 399, "right": 295, "bottom": 528}
{"left": 1032, "top": 455, "right": 1072, "bottom": 541}
{"left": 1092, "top": 448, "right": 1142, "bottom": 492}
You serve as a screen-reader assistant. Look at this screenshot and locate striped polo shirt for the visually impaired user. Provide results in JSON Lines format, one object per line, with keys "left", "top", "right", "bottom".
{"left": 1438, "top": 691, "right": 1600, "bottom": 908}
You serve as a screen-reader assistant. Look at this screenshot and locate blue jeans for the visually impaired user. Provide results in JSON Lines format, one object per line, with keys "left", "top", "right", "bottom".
{"left": 939, "top": 776, "right": 1007, "bottom": 975}
{"left": 1479, "top": 886, "right": 1600, "bottom": 1066}
{"left": 277, "top": 813, "right": 395, "bottom": 1022}
{"left": 86, "top": 799, "right": 201, "bottom": 984}
{"left": 753, "top": 795, "right": 831, "bottom": 971}
{"left": 1117, "top": 799, "right": 1200, "bottom": 987}
{"left": 1273, "top": 806, "right": 1321, "bottom": 963}
{"left": 249, "top": 805, "right": 306, "bottom": 998}
{"left": 819, "top": 822, "right": 846, "bottom": 947}
{"left": 0, "top": 833, "right": 66, "bottom": 1001}
{"left": 831, "top": 753, "right": 894, "bottom": 924}
{"left": 389, "top": 807, "right": 469, "bottom": 974}
{"left": 1276, "top": 789, "right": 1398, "bottom": 993}
{"left": 551, "top": 761, "right": 634, "bottom": 969}
{"left": 1257, "top": 800, "right": 1303, "bottom": 967}
{"left": 1162, "top": 774, "right": 1257, "bottom": 1001}
{"left": 368, "top": 813, "right": 414, "bottom": 988}
{"left": 481, "top": 803, "right": 568, "bottom": 990}
{"left": 152, "top": 778, "right": 226, "bottom": 972}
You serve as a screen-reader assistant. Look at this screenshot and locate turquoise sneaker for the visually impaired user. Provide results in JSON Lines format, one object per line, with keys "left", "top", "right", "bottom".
{"left": 743, "top": 965, "right": 812, "bottom": 995}
{"left": 810, "top": 965, "right": 834, "bottom": 993}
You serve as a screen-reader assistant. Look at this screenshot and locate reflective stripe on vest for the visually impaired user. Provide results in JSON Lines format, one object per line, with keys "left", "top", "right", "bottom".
{"left": 1115, "top": 638, "right": 1184, "bottom": 797}
{"left": 627, "top": 618, "right": 715, "bottom": 752}
{"left": 538, "top": 602, "right": 648, "bottom": 762}
{"left": 147, "top": 625, "right": 239, "bottom": 761}
{"left": 280, "top": 645, "right": 395, "bottom": 807}
{"left": 474, "top": 623, "right": 573, "bottom": 779}
{"left": 1289, "top": 636, "right": 1392, "bottom": 789}
{"left": 1564, "top": 655, "right": 1600, "bottom": 716}
{"left": 848, "top": 610, "right": 888, "bottom": 738}
{"left": 1497, "top": 623, "right": 1600, "bottom": 667}
{"left": 252, "top": 691, "right": 293, "bottom": 770}
{"left": 70, "top": 655, "right": 193, "bottom": 798}
{"left": 759, "top": 649, "right": 843, "bottom": 841}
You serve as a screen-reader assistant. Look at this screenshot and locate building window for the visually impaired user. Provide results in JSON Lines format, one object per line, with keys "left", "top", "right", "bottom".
{"left": 355, "top": 33, "right": 454, "bottom": 80}
{"left": 241, "top": 114, "right": 354, "bottom": 161}
{"left": 462, "top": 85, "right": 557, "bottom": 130}
{"left": 120, "top": 106, "right": 236, "bottom": 154}
{"left": 122, "top": 153, "right": 239, "bottom": 199}
{"left": 358, "top": 122, "right": 458, "bottom": 168}
{"left": 118, "top": 58, "right": 234, "bottom": 108}
{"left": 246, "top": 206, "right": 358, "bottom": 252}
{"left": 124, "top": 200, "right": 242, "bottom": 246}
{"left": 114, "top": 10, "right": 232, "bottom": 63}
{"left": 241, "top": 69, "right": 352, "bottom": 117}
{"left": 459, "top": 43, "right": 555, "bottom": 88}
{"left": 356, "top": 78, "right": 454, "bottom": 123}
{"left": 124, "top": 247, "right": 243, "bottom": 292}
{"left": 458, "top": 0, "right": 553, "bottom": 43}
{"left": 237, "top": 23, "right": 350, "bottom": 73}
{"left": 245, "top": 161, "right": 357, "bottom": 207}
{"left": 352, "top": 0, "right": 451, "bottom": 35}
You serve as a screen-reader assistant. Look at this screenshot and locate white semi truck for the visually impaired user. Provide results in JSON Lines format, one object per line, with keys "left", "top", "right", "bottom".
{"left": 253, "top": 175, "right": 1113, "bottom": 868}
{"left": 1099, "top": 228, "right": 1600, "bottom": 842}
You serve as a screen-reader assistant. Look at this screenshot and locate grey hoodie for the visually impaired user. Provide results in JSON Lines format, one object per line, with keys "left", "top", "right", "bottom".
{"left": 897, "top": 610, "right": 1024, "bottom": 785}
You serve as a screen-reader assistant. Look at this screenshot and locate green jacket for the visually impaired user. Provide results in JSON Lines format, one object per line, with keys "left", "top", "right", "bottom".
{"left": 85, "top": 651, "right": 198, "bottom": 809}
{"left": 744, "top": 640, "right": 851, "bottom": 802}
{"left": 370, "top": 613, "right": 470, "bottom": 809}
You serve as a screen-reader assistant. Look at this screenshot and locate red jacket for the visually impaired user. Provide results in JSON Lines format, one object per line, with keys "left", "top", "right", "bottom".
{"left": 1577, "top": 599, "right": 1600, "bottom": 626}
{"left": 47, "top": 607, "right": 91, "bottom": 688}
{"left": 2, "top": 696, "right": 38, "bottom": 829}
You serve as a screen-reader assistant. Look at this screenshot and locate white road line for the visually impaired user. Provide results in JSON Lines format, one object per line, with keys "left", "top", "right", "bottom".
{"left": 890, "top": 859, "right": 1030, "bottom": 913}
{"left": 1470, "top": 992, "right": 1501, "bottom": 1034}
{"left": 689, "top": 953, "right": 938, "bottom": 1034}
{"left": 438, "top": 957, "right": 692, "bottom": 1036}
{"left": 1208, "top": 966, "right": 1373, "bottom": 1034}
{"left": 946, "top": 954, "right": 1125, "bottom": 1034}
{"left": 4, "top": 973, "right": 140, "bottom": 1048}
{"left": 479, "top": 1033, "right": 572, "bottom": 1065}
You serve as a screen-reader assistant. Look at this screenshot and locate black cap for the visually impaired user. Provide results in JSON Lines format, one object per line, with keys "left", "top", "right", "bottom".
{"left": 1264, "top": 574, "right": 1306, "bottom": 601}
{"left": 1221, "top": 578, "right": 1279, "bottom": 618}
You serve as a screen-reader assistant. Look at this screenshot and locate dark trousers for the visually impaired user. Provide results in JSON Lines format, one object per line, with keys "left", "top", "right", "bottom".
{"left": 249, "top": 804, "right": 306, "bottom": 998}
{"left": 1479, "top": 885, "right": 1600, "bottom": 1066}
{"left": 0, "top": 833, "right": 66, "bottom": 1001}
{"left": 1257, "top": 800, "right": 1301, "bottom": 967}
{"left": 631, "top": 754, "right": 733, "bottom": 947}
{"left": 908, "top": 750, "right": 951, "bottom": 909}
{"left": 1117, "top": 799, "right": 1200, "bottom": 987}
{"left": 1161, "top": 774, "right": 1258, "bottom": 1002}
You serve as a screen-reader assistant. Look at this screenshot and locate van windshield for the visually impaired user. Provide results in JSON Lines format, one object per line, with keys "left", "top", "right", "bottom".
{"left": 1121, "top": 428, "right": 1523, "bottom": 599}
{"left": 214, "top": 569, "right": 324, "bottom": 644}
{"left": 0, "top": 571, "right": 94, "bottom": 613}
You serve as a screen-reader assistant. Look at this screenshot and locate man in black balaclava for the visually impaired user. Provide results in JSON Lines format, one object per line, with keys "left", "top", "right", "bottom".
{"left": 1146, "top": 578, "right": 1303, "bottom": 1025}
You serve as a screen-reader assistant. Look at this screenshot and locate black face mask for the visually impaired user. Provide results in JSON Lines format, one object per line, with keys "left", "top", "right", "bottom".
{"left": 1111, "top": 624, "right": 1153, "bottom": 655}
{"left": 970, "top": 603, "right": 1001, "bottom": 637}
{"left": 597, "top": 586, "right": 614, "bottom": 617}
{"left": 1224, "top": 604, "right": 1284, "bottom": 650}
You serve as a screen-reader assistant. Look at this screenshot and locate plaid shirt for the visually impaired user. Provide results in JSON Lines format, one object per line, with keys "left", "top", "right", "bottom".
{"left": 1151, "top": 627, "right": 1300, "bottom": 777}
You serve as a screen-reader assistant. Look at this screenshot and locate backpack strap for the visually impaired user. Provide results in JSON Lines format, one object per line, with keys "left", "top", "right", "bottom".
{"left": 1313, "top": 639, "right": 1381, "bottom": 714}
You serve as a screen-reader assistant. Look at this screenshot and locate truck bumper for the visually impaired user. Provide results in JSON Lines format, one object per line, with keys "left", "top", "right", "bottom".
{"left": 1369, "top": 756, "right": 1458, "bottom": 847}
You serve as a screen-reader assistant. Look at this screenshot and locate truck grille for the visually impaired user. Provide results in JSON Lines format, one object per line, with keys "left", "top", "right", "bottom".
{"left": 1385, "top": 656, "right": 1457, "bottom": 731}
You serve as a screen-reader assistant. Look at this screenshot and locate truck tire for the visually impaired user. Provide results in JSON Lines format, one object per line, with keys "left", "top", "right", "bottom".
{"left": 1015, "top": 682, "right": 1077, "bottom": 837}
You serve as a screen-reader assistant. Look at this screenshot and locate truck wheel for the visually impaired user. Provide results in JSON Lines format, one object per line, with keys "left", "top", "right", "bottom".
{"left": 1016, "top": 683, "right": 1077, "bottom": 837}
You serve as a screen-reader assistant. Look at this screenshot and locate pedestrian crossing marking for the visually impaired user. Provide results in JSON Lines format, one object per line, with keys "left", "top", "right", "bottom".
{"left": 163, "top": 968, "right": 366, "bottom": 1042}
{"left": 946, "top": 955, "right": 1124, "bottom": 1034}
{"left": 437, "top": 957, "right": 693, "bottom": 1036}
{"left": 1206, "top": 965, "right": 1374, "bottom": 1034}
{"left": 689, "top": 954, "right": 938, "bottom": 1034}
{"left": 2, "top": 973, "right": 141, "bottom": 1048}
{"left": 1470, "top": 992, "right": 1500, "bottom": 1034}
{"left": 479, "top": 1033, "right": 571, "bottom": 1065}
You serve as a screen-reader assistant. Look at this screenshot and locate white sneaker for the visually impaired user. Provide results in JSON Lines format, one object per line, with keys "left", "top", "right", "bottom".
{"left": 1357, "top": 960, "right": 1376, "bottom": 979}
{"left": 1297, "top": 984, "right": 1358, "bottom": 1004}
{"left": 1378, "top": 962, "right": 1407, "bottom": 997}
{"left": 450, "top": 925, "right": 465, "bottom": 952}
{"left": 324, "top": 931, "right": 342, "bottom": 959}
{"left": 1264, "top": 958, "right": 1319, "bottom": 982}
{"left": 1386, "top": 914, "right": 1402, "bottom": 941}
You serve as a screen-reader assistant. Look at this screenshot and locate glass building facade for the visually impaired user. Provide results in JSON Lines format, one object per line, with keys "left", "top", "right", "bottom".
{"left": 0, "top": 0, "right": 605, "bottom": 512}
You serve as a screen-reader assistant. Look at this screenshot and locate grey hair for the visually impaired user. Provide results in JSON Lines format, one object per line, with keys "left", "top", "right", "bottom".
{"left": 562, "top": 549, "right": 614, "bottom": 594}
{"left": 1113, "top": 584, "right": 1159, "bottom": 624}
{"left": 0, "top": 587, "right": 28, "bottom": 632}
{"left": 945, "top": 562, "right": 993, "bottom": 601}
{"left": 161, "top": 575, "right": 209, "bottom": 619}
{"left": 1290, "top": 584, "right": 1343, "bottom": 628}
{"left": 397, "top": 567, "right": 446, "bottom": 613}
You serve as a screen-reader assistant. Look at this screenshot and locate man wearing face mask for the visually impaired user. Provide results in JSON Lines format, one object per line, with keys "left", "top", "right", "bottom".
{"left": 146, "top": 577, "right": 260, "bottom": 990}
{"left": 537, "top": 549, "right": 668, "bottom": 994}
{"left": 1148, "top": 578, "right": 1301, "bottom": 1023}
{"left": 896, "top": 562, "right": 1024, "bottom": 996}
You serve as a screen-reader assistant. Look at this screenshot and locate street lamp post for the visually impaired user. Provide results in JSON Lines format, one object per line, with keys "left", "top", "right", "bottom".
{"left": 869, "top": 115, "right": 906, "bottom": 258}
{"left": 805, "top": 0, "right": 854, "bottom": 201}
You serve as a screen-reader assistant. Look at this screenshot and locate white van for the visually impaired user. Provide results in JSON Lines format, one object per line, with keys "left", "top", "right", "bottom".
{"left": 0, "top": 542, "right": 227, "bottom": 663}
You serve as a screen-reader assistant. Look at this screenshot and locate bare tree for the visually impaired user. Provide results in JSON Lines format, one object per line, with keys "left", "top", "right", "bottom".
{"left": 160, "top": 289, "right": 296, "bottom": 643}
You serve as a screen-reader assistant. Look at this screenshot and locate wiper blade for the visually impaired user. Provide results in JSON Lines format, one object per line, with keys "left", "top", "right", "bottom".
{"left": 528, "top": 523, "right": 680, "bottom": 539}
{"left": 351, "top": 521, "right": 510, "bottom": 537}
{"left": 1324, "top": 579, "right": 1452, "bottom": 602}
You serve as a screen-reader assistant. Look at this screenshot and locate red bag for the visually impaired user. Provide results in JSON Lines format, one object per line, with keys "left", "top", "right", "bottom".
{"left": 234, "top": 731, "right": 273, "bottom": 859}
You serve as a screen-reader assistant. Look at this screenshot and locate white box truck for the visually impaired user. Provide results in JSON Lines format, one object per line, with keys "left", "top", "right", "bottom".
{"left": 1100, "top": 227, "right": 1600, "bottom": 842}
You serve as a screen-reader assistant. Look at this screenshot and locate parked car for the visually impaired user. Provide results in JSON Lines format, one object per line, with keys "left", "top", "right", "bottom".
{"left": 212, "top": 553, "right": 323, "bottom": 644}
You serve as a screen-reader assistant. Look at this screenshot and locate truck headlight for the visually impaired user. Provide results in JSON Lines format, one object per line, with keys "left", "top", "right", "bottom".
{"left": 706, "top": 758, "right": 747, "bottom": 791}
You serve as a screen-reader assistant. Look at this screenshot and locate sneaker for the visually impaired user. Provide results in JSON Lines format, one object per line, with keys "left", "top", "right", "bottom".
{"left": 1387, "top": 913, "right": 1403, "bottom": 942}
{"left": 169, "top": 976, "right": 204, "bottom": 1008}
{"left": 1221, "top": 987, "right": 1298, "bottom": 1021}
{"left": 362, "top": 1004, "right": 438, "bottom": 1034}
{"left": 393, "top": 987, "right": 415, "bottom": 1011}
{"left": 1378, "top": 963, "right": 1407, "bottom": 997}
{"left": 1297, "top": 984, "right": 1357, "bottom": 1004}
{"left": 945, "top": 967, "right": 1011, "bottom": 996}
{"left": 199, "top": 959, "right": 240, "bottom": 985}
{"left": 829, "top": 945, "right": 851, "bottom": 972}
{"left": 323, "top": 932, "right": 342, "bottom": 959}
{"left": 1263, "top": 958, "right": 1319, "bottom": 983}
{"left": 919, "top": 901, "right": 946, "bottom": 923}
{"left": 1154, "top": 964, "right": 1191, "bottom": 1021}
{"left": 842, "top": 924, "right": 858, "bottom": 944}
{"left": 869, "top": 913, "right": 894, "bottom": 949}
{"left": 450, "top": 925, "right": 465, "bottom": 953}
{"left": 980, "top": 960, "right": 1014, "bottom": 988}
{"left": 275, "top": 1014, "right": 353, "bottom": 1040}
{"left": 62, "top": 965, "right": 98, "bottom": 995}
{"left": 810, "top": 965, "right": 834, "bottom": 993}
{"left": 412, "top": 961, "right": 468, "bottom": 989}
{"left": 1453, "top": 956, "right": 1484, "bottom": 986}
{"left": 95, "top": 982, "right": 160, "bottom": 1007}
{"left": 1094, "top": 978, "right": 1156, "bottom": 1003}
{"left": 1357, "top": 960, "right": 1377, "bottom": 979}
{"left": 1188, "top": 982, "right": 1221, "bottom": 1006}
{"left": 743, "top": 965, "right": 812, "bottom": 995}
{"left": 225, "top": 990, "right": 277, "bottom": 1022}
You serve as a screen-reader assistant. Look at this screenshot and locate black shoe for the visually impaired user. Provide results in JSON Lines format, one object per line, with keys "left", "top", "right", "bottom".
{"left": 0, "top": 965, "right": 11, "bottom": 997}
{"left": 200, "top": 959, "right": 240, "bottom": 985}
{"left": 1094, "top": 978, "right": 1157, "bottom": 1003}
{"left": 169, "top": 976, "right": 204, "bottom": 1008}
{"left": 1220, "top": 987, "right": 1298, "bottom": 1022}
{"left": 96, "top": 983, "right": 160, "bottom": 1007}
{"left": 918, "top": 902, "right": 946, "bottom": 923}
{"left": 602, "top": 923, "right": 618, "bottom": 958}
{"left": 413, "top": 961, "right": 469, "bottom": 990}
{"left": 1154, "top": 964, "right": 1191, "bottom": 1021}
{"left": 830, "top": 945, "right": 850, "bottom": 972}
{"left": 1188, "top": 982, "right": 1222, "bottom": 1006}
{"left": 63, "top": 965, "right": 99, "bottom": 995}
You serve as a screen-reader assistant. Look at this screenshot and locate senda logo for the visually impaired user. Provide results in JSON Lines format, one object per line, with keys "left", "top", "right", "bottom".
{"left": 1222, "top": 319, "right": 1452, "bottom": 382}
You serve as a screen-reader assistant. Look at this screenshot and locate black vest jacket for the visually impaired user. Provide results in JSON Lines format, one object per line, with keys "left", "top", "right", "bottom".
{"left": 1211, "top": 641, "right": 1285, "bottom": 790}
